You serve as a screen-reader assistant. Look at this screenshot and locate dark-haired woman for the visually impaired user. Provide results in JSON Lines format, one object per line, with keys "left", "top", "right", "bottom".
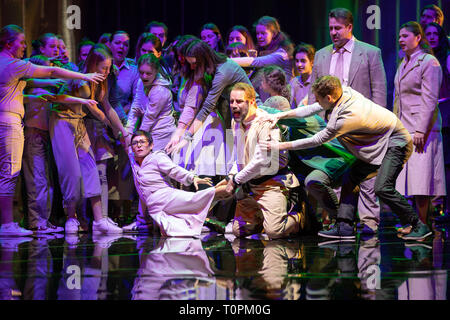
{"left": 22, "top": 55, "right": 63, "bottom": 234}
{"left": 394, "top": 21, "right": 445, "bottom": 227}
{"left": 168, "top": 39, "right": 260, "bottom": 159}
{"left": 31, "top": 33, "right": 59, "bottom": 59}
{"left": 227, "top": 25, "right": 256, "bottom": 52}
{"left": 107, "top": 31, "right": 140, "bottom": 223}
{"left": 0, "top": 25, "right": 105, "bottom": 236}
{"left": 123, "top": 54, "right": 176, "bottom": 233}
{"left": 290, "top": 43, "right": 315, "bottom": 108}
{"left": 135, "top": 32, "right": 171, "bottom": 81}
{"left": 168, "top": 39, "right": 261, "bottom": 232}
{"left": 200, "top": 23, "right": 225, "bottom": 53}
{"left": 231, "top": 16, "right": 294, "bottom": 102}
{"left": 167, "top": 36, "right": 227, "bottom": 179}
{"left": 126, "top": 53, "right": 175, "bottom": 151}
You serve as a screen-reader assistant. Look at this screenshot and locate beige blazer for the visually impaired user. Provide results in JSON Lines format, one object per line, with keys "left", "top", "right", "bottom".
{"left": 309, "top": 40, "right": 387, "bottom": 107}
{"left": 393, "top": 51, "right": 443, "bottom": 135}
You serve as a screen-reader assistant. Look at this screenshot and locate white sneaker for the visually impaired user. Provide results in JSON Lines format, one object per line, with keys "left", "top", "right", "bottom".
{"left": 65, "top": 234, "right": 80, "bottom": 249}
{"left": 0, "top": 222, "right": 33, "bottom": 236}
{"left": 122, "top": 221, "right": 137, "bottom": 232}
{"left": 65, "top": 218, "right": 81, "bottom": 234}
{"left": 225, "top": 222, "right": 233, "bottom": 234}
{"left": 92, "top": 217, "right": 123, "bottom": 234}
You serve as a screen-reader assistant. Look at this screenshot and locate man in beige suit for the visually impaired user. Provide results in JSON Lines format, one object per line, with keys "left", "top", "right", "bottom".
{"left": 223, "top": 83, "right": 303, "bottom": 240}
{"left": 307, "top": 8, "right": 387, "bottom": 235}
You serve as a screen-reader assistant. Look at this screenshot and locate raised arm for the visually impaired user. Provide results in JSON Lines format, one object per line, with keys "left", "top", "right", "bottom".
{"left": 31, "top": 65, "right": 105, "bottom": 83}
{"left": 52, "top": 94, "right": 112, "bottom": 128}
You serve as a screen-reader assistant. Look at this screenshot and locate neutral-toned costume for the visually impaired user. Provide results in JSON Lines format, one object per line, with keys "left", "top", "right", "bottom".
{"left": 49, "top": 80, "right": 101, "bottom": 208}
{"left": 129, "top": 150, "right": 216, "bottom": 237}
{"left": 22, "top": 87, "right": 54, "bottom": 228}
{"left": 172, "top": 81, "right": 228, "bottom": 176}
{"left": 126, "top": 75, "right": 176, "bottom": 151}
{"left": 0, "top": 53, "right": 37, "bottom": 196}
{"left": 394, "top": 50, "right": 445, "bottom": 197}
{"left": 108, "top": 58, "right": 140, "bottom": 202}
{"left": 259, "top": 104, "right": 356, "bottom": 224}
{"left": 289, "top": 87, "right": 417, "bottom": 227}
{"left": 289, "top": 75, "right": 311, "bottom": 109}
{"left": 230, "top": 108, "right": 301, "bottom": 239}
{"left": 308, "top": 36, "right": 387, "bottom": 230}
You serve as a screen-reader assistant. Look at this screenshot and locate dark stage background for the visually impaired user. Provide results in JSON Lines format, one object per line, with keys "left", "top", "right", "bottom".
{"left": 1, "top": 0, "right": 449, "bottom": 108}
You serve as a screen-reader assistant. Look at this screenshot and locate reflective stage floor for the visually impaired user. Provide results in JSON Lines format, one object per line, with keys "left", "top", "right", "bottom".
{"left": 1, "top": 212, "right": 449, "bottom": 301}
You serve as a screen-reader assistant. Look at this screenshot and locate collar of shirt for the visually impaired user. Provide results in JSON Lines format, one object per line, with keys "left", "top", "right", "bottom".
{"left": 298, "top": 74, "right": 312, "bottom": 86}
{"left": 405, "top": 49, "right": 423, "bottom": 64}
{"left": 116, "top": 58, "right": 132, "bottom": 71}
{"left": 333, "top": 36, "right": 356, "bottom": 54}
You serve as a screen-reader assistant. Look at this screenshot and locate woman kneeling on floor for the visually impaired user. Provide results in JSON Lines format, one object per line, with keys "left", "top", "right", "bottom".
{"left": 128, "top": 130, "right": 230, "bottom": 237}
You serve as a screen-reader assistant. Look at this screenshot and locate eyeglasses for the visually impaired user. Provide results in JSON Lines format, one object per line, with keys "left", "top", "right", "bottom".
{"left": 131, "top": 139, "right": 149, "bottom": 147}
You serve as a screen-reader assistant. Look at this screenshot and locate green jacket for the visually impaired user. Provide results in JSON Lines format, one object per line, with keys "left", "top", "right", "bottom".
{"left": 259, "top": 105, "right": 356, "bottom": 179}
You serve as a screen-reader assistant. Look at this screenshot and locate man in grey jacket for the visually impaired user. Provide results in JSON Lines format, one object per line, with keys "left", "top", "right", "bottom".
{"left": 308, "top": 7, "right": 387, "bottom": 235}
{"left": 262, "top": 76, "right": 432, "bottom": 241}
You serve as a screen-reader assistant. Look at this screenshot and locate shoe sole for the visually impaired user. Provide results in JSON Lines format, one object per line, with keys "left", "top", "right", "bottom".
{"left": 318, "top": 239, "right": 355, "bottom": 246}
{"left": 0, "top": 233, "right": 33, "bottom": 237}
{"left": 402, "top": 231, "right": 432, "bottom": 240}
{"left": 318, "top": 232, "right": 355, "bottom": 240}
{"left": 404, "top": 242, "right": 432, "bottom": 249}
{"left": 65, "top": 230, "right": 79, "bottom": 234}
{"left": 92, "top": 230, "right": 123, "bottom": 234}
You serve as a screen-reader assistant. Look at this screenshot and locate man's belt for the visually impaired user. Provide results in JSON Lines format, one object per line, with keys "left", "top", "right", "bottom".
{"left": 248, "top": 166, "right": 291, "bottom": 186}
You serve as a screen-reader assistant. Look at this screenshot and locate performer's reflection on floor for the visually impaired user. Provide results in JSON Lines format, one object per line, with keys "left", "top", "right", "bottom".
{"left": 24, "top": 234, "right": 63, "bottom": 300}
{"left": 57, "top": 234, "right": 121, "bottom": 300}
{"left": 306, "top": 240, "right": 359, "bottom": 300}
{"left": 132, "top": 237, "right": 216, "bottom": 300}
{"left": 0, "top": 236, "right": 33, "bottom": 300}
{"left": 231, "top": 237, "right": 303, "bottom": 300}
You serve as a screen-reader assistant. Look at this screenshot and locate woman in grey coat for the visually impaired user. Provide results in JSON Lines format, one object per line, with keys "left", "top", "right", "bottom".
{"left": 394, "top": 21, "right": 445, "bottom": 225}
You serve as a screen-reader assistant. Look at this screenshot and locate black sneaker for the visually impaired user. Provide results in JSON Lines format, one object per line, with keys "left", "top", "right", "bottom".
{"left": 402, "top": 222, "right": 432, "bottom": 241}
{"left": 318, "top": 222, "right": 355, "bottom": 240}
